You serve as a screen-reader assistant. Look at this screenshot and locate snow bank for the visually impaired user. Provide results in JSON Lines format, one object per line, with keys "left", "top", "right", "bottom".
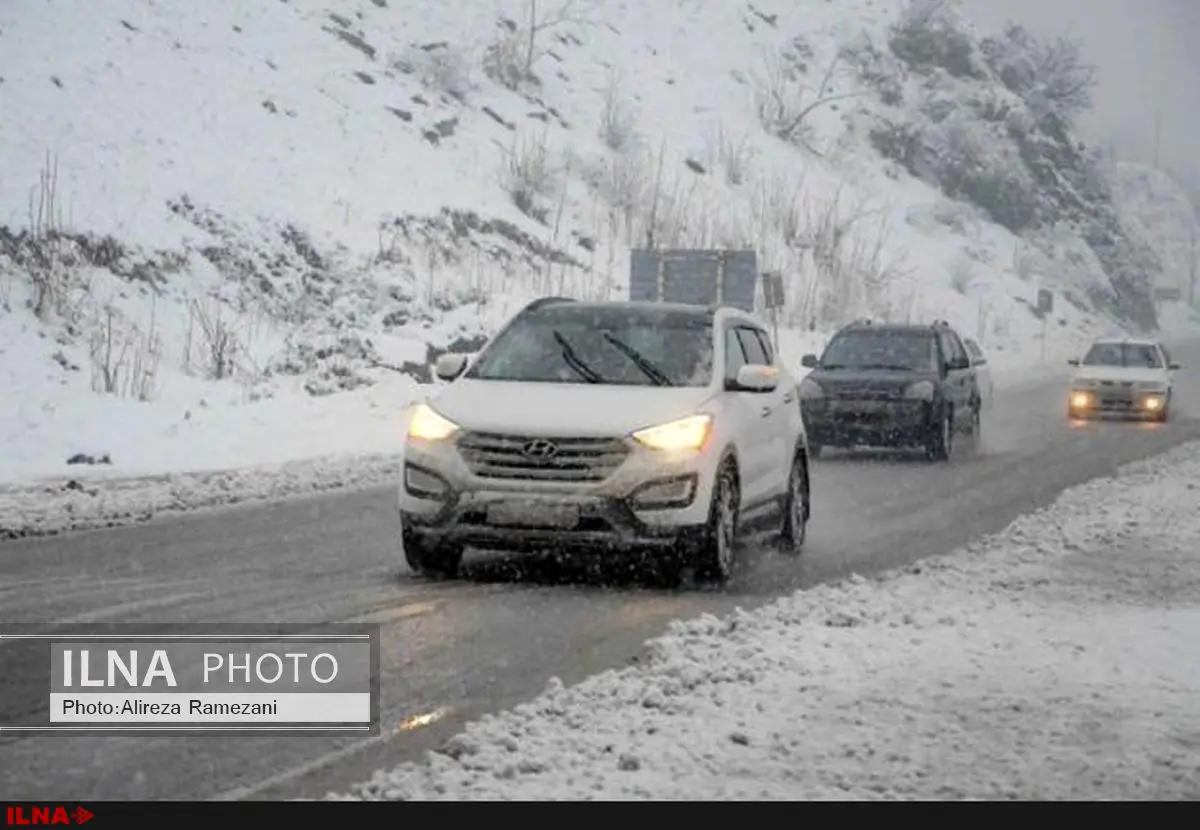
{"left": 337, "top": 439, "right": 1200, "bottom": 800}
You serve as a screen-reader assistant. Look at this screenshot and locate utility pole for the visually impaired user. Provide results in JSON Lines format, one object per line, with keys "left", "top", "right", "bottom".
{"left": 1153, "top": 110, "right": 1162, "bottom": 168}
{"left": 1189, "top": 219, "right": 1197, "bottom": 307}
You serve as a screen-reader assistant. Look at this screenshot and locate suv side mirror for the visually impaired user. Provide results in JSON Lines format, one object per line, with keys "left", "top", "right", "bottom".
{"left": 434, "top": 353, "right": 468, "bottom": 382}
{"left": 1067, "top": 358, "right": 1079, "bottom": 366}
{"left": 729, "top": 364, "right": 779, "bottom": 393}
{"left": 800, "top": 354, "right": 819, "bottom": 369}
{"left": 1168, "top": 362, "right": 1181, "bottom": 370}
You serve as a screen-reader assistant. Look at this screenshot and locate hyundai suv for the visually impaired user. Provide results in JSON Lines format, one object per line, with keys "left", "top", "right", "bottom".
{"left": 398, "top": 298, "right": 812, "bottom": 584}
{"left": 798, "top": 320, "right": 980, "bottom": 460}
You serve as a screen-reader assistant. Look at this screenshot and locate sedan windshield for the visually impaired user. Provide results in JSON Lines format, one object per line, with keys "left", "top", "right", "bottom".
{"left": 819, "top": 331, "right": 938, "bottom": 372}
{"left": 466, "top": 308, "right": 714, "bottom": 386}
{"left": 1082, "top": 342, "right": 1162, "bottom": 368}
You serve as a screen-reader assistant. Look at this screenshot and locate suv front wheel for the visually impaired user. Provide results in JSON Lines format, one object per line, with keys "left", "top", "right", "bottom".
{"left": 777, "top": 451, "right": 809, "bottom": 553}
{"left": 924, "top": 405, "right": 952, "bottom": 461}
{"left": 691, "top": 461, "right": 740, "bottom": 583}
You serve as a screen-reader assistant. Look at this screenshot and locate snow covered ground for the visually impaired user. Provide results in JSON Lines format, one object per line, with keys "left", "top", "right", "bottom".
{"left": 3, "top": 0, "right": 1200, "bottom": 536}
{"left": 338, "top": 439, "right": 1200, "bottom": 801}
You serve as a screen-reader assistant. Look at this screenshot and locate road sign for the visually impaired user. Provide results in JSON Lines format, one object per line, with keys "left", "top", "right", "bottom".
{"left": 761, "top": 272, "right": 785, "bottom": 309}
{"left": 1036, "top": 288, "right": 1053, "bottom": 315}
{"left": 629, "top": 249, "right": 758, "bottom": 312}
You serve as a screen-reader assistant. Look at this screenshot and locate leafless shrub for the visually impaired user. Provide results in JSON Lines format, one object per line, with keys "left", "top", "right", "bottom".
{"left": 502, "top": 131, "right": 559, "bottom": 221}
{"left": 597, "top": 73, "right": 636, "bottom": 152}
{"left": 794, "top": 187, "right": 907, "bottom": 325}
{"left": 24, "top": 153, "right": 72, "bottom": 320}
{"left": 752, "top": 51, "right": 862, "bottom": 154}
{"left": 186, "top": 297, "right": 239, "bottom": 380}
{"left": 707, "top": 126, "right": 752, "bottom": 186}
{"left": 392, "top": 42, "right": 475, "bottom": 100}
{"left": 88, "top": 301, "right": 162, "bottom": 401}
{"left": 949, "top": 253, "right": 975, "bottom": 294}
{"left": 483, "top": 0, "right": 593, "bottom": 92}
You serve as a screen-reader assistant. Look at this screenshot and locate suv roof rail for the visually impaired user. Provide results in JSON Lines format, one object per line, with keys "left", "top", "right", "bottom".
{"left": 931, "top": 319, "right": 951, "bottom": 328}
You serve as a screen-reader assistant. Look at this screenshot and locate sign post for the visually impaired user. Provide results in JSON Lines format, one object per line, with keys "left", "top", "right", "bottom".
{"left": 1036, "top": 289, "right": 1053, "bottom": 362}
{"left": 761, "top": 271, "right": 785, "bottom": 352}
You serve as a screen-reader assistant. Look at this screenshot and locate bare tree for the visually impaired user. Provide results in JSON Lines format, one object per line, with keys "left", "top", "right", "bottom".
{"left": 753, "top": 52, "right": 862, "bottom": 154}
{"left": 1029, "top": 34, "right": 1097, "bottom": 117}
{"left": 485, "top": 0, "right": 593, "bottom": 91}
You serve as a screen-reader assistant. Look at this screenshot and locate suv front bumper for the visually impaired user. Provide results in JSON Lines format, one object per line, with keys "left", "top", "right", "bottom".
{"left": 399, "top": 434, "right": 719, "bottom": 553}
{"left": 802, "top": 399, "right": 932, "bottom": 447}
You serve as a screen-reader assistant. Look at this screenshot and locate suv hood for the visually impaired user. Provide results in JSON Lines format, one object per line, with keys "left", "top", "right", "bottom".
{"left": 808, "top": 368, "right": 937, "bottom": 397}
{"left": 427, "top": 379, "right": 717, "bottom": 436}
{"left": 1073, "top": 365, "right": 1169, "bottom": 384}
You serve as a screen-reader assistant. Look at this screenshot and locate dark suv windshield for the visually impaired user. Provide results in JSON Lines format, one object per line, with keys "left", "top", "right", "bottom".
{"left": 1082, "top": 342, "right": 1162, "bottom": 368}
{"left": 819, "top": 330, "right": 938, "bottom": 372}
{"left": 465, "top": 306, "right": 714, "bottom": 386}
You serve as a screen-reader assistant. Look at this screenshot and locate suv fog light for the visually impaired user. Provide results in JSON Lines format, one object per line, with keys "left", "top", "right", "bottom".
{"left": 630, "top": 475, "right": 697, "bottom": 510}
{"left": 1069, "top": 391, "right": 1091, "bottom": 409}
{"left": 405, "top": 463, "right": 449, "bottom": 500}
{"left": 1142, "top": 395, "right": 1163, "bottom": 411}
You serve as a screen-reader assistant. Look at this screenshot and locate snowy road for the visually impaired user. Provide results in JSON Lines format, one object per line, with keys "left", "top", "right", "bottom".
{"left": 3, "top": 343, "right": 1200, "bottom": 800}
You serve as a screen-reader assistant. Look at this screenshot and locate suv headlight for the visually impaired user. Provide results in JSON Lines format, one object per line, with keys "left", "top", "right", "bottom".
{"left": 1138, "top": 380, "right": 1167, "bottom": 391}
{"left": 631, "top": 414, "right": 712, "bottom": 452}
{"left": 798, "top": 377, "right": 824, "bottom": 400}
{"left": 904, "top": 380, "right": 935, "bottom": 400}
{"left": 406, "top": 403, "right": 460, "bottom": 442}
{"left": 1072, "top": 378, "right": 1097, "bottom": 389}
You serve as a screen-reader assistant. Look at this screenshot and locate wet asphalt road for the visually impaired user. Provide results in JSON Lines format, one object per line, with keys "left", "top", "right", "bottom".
{"left": 3, "top": 342, "right": 1200, "bottom": 800}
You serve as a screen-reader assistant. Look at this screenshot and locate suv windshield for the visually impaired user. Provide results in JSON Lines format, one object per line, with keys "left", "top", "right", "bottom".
{"left": 819, "top": 330, "right": 938, "bottom": 372}
{"left": 1082, "top": 342, "right": 1162, "bottom": 368}
{"left": 466, "top": 306, "right": 714, "bottom": 386}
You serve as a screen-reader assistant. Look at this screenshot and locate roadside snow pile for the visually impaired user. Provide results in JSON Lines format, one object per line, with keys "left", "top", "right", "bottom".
{"left": 338, "top": 440, "right": 1200, "bottom": 800}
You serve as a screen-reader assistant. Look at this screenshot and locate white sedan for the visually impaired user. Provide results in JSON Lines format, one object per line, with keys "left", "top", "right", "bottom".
{"left": 1066, "top": 337, "right": 1180, "bottom": 421}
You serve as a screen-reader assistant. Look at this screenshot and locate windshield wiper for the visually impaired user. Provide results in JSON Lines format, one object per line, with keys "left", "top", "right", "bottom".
{"left": 601, "top": 331, "right": 673, "bottom": 386}
{"left": 552, "top": 329, "right": 605, "bottom": 383}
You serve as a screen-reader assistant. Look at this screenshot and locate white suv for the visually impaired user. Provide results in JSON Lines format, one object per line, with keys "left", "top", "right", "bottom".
{"left": 398, "top": 298, "right": 812, "bottom": 584}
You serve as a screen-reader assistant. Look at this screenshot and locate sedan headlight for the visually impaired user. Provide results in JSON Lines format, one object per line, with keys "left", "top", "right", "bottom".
{"left": 406, "top": 403, "right": 460, "bottom": 442}
{"left": 904, "top": 380, "right": 935, "bottom": 400}
{"left": 631, "top": 414, "right": 713, "bottom": 452}
{"left": 798, "top": 377, "right": 824, "bottom": 400}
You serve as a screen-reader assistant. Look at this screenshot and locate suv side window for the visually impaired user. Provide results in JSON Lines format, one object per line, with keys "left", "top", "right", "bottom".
{"left": 736, "top": 327, "right": 770, "bottom": 366}
{"left": 724, "top": 327, "right": 748, "bottom": 380}
{"left": 940, "top": 330, "right": 968, "bottom": 369}
{"left": 1159, "top": 343, "right": 1172, "bottom": 365}
{"left": 752, "top": 329, "right": 776, "bottom": 365}
{"left": 964, "top": 338, "right": 985, "bottom": 364}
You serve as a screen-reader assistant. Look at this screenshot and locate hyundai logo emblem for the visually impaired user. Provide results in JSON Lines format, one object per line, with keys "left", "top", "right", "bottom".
{"left": 522, "top": 439, "right": 560, "bottom": 459}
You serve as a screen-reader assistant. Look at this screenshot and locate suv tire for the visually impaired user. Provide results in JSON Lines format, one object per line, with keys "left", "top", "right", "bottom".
{"left": 777, "top": 451, "right": 809, "bottom": 553}
{"left": 402, "top": 525, "right": 463, "bottom": 578}
{"left": 692, "top": 461, "right": 740, "bottom": 583}
{"left": 925, "top": 406, "right": 952, "bottom": 461}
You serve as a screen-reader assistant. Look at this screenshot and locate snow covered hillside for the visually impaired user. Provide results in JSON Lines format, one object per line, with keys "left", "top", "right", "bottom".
{"left": 1, "top": 0, "right": 1197, "bottom": 509}
{"left": 1113, "top": 161, "right": 1198, "bottom": 301}
{"left": 338, "top": 438, "right": 1200, "bottom": 800}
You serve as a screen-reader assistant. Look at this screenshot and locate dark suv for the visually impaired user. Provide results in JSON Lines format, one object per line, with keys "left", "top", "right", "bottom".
{"left": 797, "top": 320, "right": 980, "bottom": 460}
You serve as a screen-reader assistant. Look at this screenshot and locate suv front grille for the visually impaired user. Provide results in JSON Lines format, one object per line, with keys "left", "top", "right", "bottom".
{"left": 456, "top": 432, "right": 629, "bottom": 482}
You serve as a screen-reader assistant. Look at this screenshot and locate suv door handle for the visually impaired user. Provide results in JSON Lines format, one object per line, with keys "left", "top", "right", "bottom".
{"left": 782, "top": 392, "right": 794, "bottom": 403}
{"left": 761, "top": 406, "right": 771, "bottom": 418}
